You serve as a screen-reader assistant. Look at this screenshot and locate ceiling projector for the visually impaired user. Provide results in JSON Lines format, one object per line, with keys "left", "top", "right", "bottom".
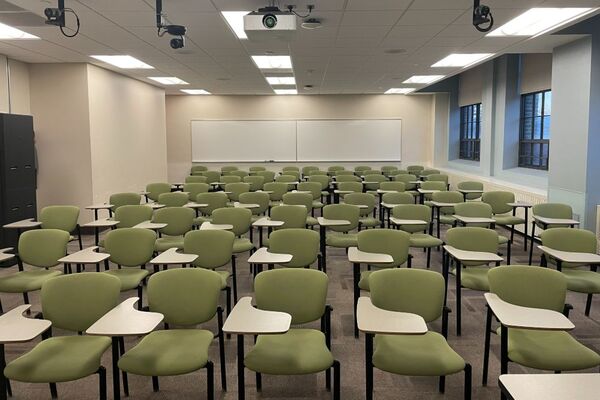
{"left": 244, "top": 6, "right": 296, "bottom": 41}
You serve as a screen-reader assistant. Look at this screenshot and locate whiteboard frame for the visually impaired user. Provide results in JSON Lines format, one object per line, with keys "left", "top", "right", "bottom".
{"left": 190, "top": 118, "right": 402, "bottom": 163}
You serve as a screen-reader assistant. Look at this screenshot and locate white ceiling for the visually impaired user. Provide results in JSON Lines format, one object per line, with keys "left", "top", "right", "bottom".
{"left": 0, "top": 0, "right": 598, "bottom": 94}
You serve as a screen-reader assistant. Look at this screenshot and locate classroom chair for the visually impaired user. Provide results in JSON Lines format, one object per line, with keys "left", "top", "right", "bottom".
{"left": 426, "top": 174, "right": 450, "bottom": 190}
{"left": 297, "top": 181, "right": 324, "bottom": 210}
{"left": 146, "top": 183, "right": 171, "bottom": 202}
{"left": 109, "top": 193, "right": 142, "bottom": 213}
{"left": 392, "top": 204, "right": 443, "bottom": 269}
{"left": 354, "top": 166, "right": 371, "bottom": 175}
{"left": 191, "top": 165, "right": 208, "bottom": 175}
{"left": 39, "top": 205, "right": 82, "bottom": 250}
{"left": 249, "top": 166, "right": 266, "bottom": 173}
{"left": 229, "top": 170, "right": 249, "bottom": 178}
{"left": 220, "top": 175, "right": 241, "bottom": 186}
{"left": 335, "top": 175, "right": 361, "bottom": 183}
{"left": 239, "top": 192, "right": 270, "bottom": 223}
{"left": 153, "top": 207, "right": 195, "bottom": 252}
{"left": 113, "top": 205, "right": 153, "bottom": 229}
{"left": 282, "top": 166, "right": 300, "bottom": 172}
{"left": 457, "top": 181, "right": 483, "bottom": 200}
{"left": 202, "top": 171, "right": 221, "bottom": 184}
{"left": 406, "top": 165, "right": 424, "bottom": 176}
{"left": 184, "top": 183, "right": 210, "bottom": 202}
{"left": 301, "top": 166, "right": 319, "bottom": 176}
{"left": 195, "top": 192, "right": 228, "bottom": 225}
{"left": 282, "top": 192, "right": 317, "bottom": 226}
{"left": 380, "top": 166, "right": 399, "bottom": 177}
{"left": 275, "top": 174, "right": 297, "bottom": 190}
{"left": 268, "top": 228, "right": 320, "bottom": 269}
{"left": 337, "top": 181, "right": 362, "bottom": 200}
{"left": 224, "top": 182, "right": 250, "bottom": 203}
{"left": 428, "top": 191, "right": 463, "bottom": 235}
{"left": 344, "top": 193, "right": 379, "bottom": 230}
{"left": 334, "top": 170, "right": 353, "bottom": 176}
{"left": 186, "top": 175, "right": 208, "bottom": 184}
{"left": 308, "top": 175, "right": 331, "bottom": 203}
{"left": 481, "top": 191, "right": 525, "bottom": 255}
{"left": 379, "top": 181, "right": 405, "bottom": 192}
{"left": 263, "top": 182, "right": 288, "bottom": 208}
{"left": 529, "top": 203, "right": 575, "bottom": 264}
{"left": 393, "top": 174, "right": 419, "bottom": 196}
{"left": 256, "top": 170, "right": 276, "bottom": 182}
{"left": 243, "top": 175, "right": 265, "bottom": 191}
{"left": 420, "top": 169, "right": 441, "bottom": 179}
{"left": 327, "top": 165, "right": 344, "bottom": 174}
{"left": 221, "top": 166, "right": 238, "bottom": 175}
{"left": 364, "top": 174, "right": 387, "bottom": 195}
{"left": 323, "top": 203, "right": 360, "bottom": 251}
{"left": 158, "top": 192, "right": 188, "bottom": 207}
{"left": 270, "top": 205, "right": 308, "bottom": 231}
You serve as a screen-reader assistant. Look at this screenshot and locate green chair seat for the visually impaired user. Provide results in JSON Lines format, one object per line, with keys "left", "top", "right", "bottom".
{"left": 233, "top": 238, "right": 254, "bottom": 253}
{"left": 373, "top": 332, "right": 465, "bottom": 376}
{"left": 498, "top": 235, "right": 509, "bottom": 245}
{"left": 104, "top": 269, "right": 150, "bottom": 291}
{"left": 503, "top": 328, "right": 600, "bottom": 371}
{"left": 118, "top": 329, "right": 214, "bottom": 376}
{"left": 244, "top": 328, "right": 333, "bottom": 375}
{"left": 326, "top": 232, "right": 358, "bottom": 248}
{"left": 358, "top": 270, "right": 386, "bottom": 291}
{"left": 194, "top": 216, "right": 211, "bottom": 225}
{"left": 269, "top": 200, "right": 282, "bottom": 208}
{"left": 359, "top": 217, "right": 380, "bottom": 228}
{"left": 451, "top": 267, "right": 492, "bottom": 291}
{"left": 312, "top": 201, "right": 324, "bottom": 209}
{"left": 0, "top": 269, "right": 62, "bottom": 293}
{"left": 493, "top": 215, "right": 525, "bottom": 226}
{"left": 5, "top": 335, "right": 111, "bottom": 383}
{"left": 562, "top": 269, "right": 600, "bottom": 293}
{"left": 321, "top": 191, "right": 329, "bottom": 197}
{"left": 155, "top": 236, "right": 184, "bottom": 252}
{"left": 307, "top": 216, "right": 319, "bottom": 226}
{"left": 215, "top": 270, "right": 231, "bottom": 290}
{"left": 439, "top": 215, "right": 456, "bottom": 225}
{"left": 409, "top": 233, "right": 443, "bottom": 248}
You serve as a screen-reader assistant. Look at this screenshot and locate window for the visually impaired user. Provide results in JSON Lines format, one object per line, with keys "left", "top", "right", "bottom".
{"left": 519, "top": 90, "right": 551, "bottom": 170}
{"left": 459, "top": 103, "right": 481, "bottom": 161}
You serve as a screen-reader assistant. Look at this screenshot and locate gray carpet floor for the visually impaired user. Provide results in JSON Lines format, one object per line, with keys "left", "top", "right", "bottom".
{"left": 2, "top": 223, "right": 600, "bottom": 400}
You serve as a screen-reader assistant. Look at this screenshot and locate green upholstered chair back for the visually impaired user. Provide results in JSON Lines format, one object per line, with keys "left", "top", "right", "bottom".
{"left": 334, "top": 170, "right": 353, "bottom": 176}
{"left": 224, "top": 182, "right": 250, "bottom": 202}
{"left": 221, "top": 166, "right": 238, "bottom": 173}
{"left": 392, "top": 204, "right": 430, "bottom": 233}
{"left": 307, "top": 170, "right": 328, "bottom": 176}
{"left": 243, "top": 175, "right": 265, "bottom": 191}
{"left": 158, "top": 192, "right": 189, "bottom": 207}
{"left": 249, "top": 166, "right": 266, "bottom": 173}
{"left": 282, "top": 192, "right": 313, "bottom": 211}
{"left": 381, "top": 166, "right": 398, "bottom": 173}
{"left": 421, "top": 181, "right": 447, "bottom": 191}
{"left": 369, "top": 268, "right": 445, "bottom": 323}
{"left": 255, "top": 269, "right": 328, "bottom": 325}
{"left": 426, "top": 174, "right": 448, "bottom": 185}
{"left": 420, "top": 169, "right": 440, "bottom": 177}
{"left": 282, "top": 166, "right": 300, "bottom": 172}
{"left": 18, "top": 229, "right": 70, "bottom": 268}
{"left": 283, "top": 170, "right": 301, "bottom": 179}
{"left": 357, "top": 229, "right": 410, "bottom": 268}
{"left": 185, "top": 230, "right": 234, "bottom": 269}
{"left": 263, "top": 182, "right": 288, "bottom": 201}
{"left": 364, "top": 174, "right": 387, "bottom": 191}
{"left": 109, "top": 193, "right": 141, "bottom": 212}
{"left": 104, "top": 228, "right": 156, "bottom": 267}
{"left": 407, "top": 165, "right": 424, "bottom": 174}
{"left": 196, "top": 192, "right": 228, "bottom": 216}
{"left": 328, "top": 166, "right": 344, "bottom": 173}
{"left": 229, "top": 170, "right": 249, "bottom": 178}
{"left": 431, "top": 191, "right": 463, "bottom": 214}
{"left": 394, "top": 169, "right": 409, "bottom": 175}
{"left": 114, "top": 205, "right": 153, "bottom": 228}
{"left": 190, "top": 165, "right": 208, "bottom": 174}
{"left": 297, "top": 182, "right": 322, "bottom": 200}
{"left": 221, "top": 175, "right": 241, "bottom": 184}
{"left": 453, "top": 202, "right": 493, "bottom": 227}
{"left": 354, "top": 166, "right": 371, "bottom": 173}
{"left": 344, "top": 193, "right": 376, "bottom": 216}
{"left": 393, "top": 174, "right": 418, "bottom": 190}
{"left": 481, "top": 191, "right": 516, "bottom": 215}
{"left": 270, "top": 205, "right": 308, "bottom": 229}
{"left": 186, "top": 175, "right": 208, "bottom": 184}
{"left": 308, "top": 175, "right": 330, "bottom": 190}
{"left": 202, "top": 171, "right": 221, "bottom": 183}
{"left": 239, "top": 192, "right": 270, "bottom": 215}
{"left": 269, "top": 229, "right": 320, "bottom": 268}
{"left": 146, "top": 182, "right": 171, "bottom": 202}
{"left": 322, "top": 204, "right": 360, "bottom": 232}
{"left": 183, "top": 183, "right": 209, "bottom": 201}
{"left": 256, "top": 170, "right": 276, "bottom": 182}
{"left": 533, "top": 203, "right": 573, "bottom": 219}
{"left": 457, "top": 181, "right": 483, "bottom": 200}
{"left": 338, "top": 181, "right": 363, "bottom": 193}
{"left": 41, "top": 273, "right": 121, "bottom": 332}
{"left": 302, "top": 166, "right": 319, "bottom": 175}
{"left": 541, "top": 228, "right": 597, "bottom": 254}
{"left": 379, "top": 181, "right": 405, "bottom": 192}
{"left": 39, "top": 205, "right": 79, "bottom": 233}
{"left": 148, "top": 268, "right": 222, "bottom": 326}
{"left": 335, "top": 175, "right": 361, "bottom": 183}
{"left": 275, "top": 174, "right": 296, "bottom": 183}
{"left": 382, "top": 192, "right": 414, "bottom": 205}
{"left": 153, "top": 207, "right": 194, "bottom": 236}
{"left": 446, "top": 227, "right": 499, "bottom": 254}
{"left": 488, "top": 266, "right": 566, "bottom": 313}
{"left": 212, "top": 207, "right": 252, "bottom": 236}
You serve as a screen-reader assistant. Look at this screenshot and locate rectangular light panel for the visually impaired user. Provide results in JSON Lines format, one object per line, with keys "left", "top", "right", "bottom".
{"left": 251, "top": 56, "right": 293, "bottom": 70}
{"left": 403, "top": 75, "right": 445, "bottom": 84}
{"left": 221, "top": 11, "right": 250, "bottom": 39}
{"left": 384, "top": 88, "right": 416, "bottom": 94}
{"left": 148, "top": 77, "right": 189, "bottom": 85}
{"left": 432, "top": 53, "right": 494, "bottom": 68}
{"left": 91, "top": 55, "right": 154, "bottom": 69}
{"left": 266, "top": 76, "right": 296, "bottom": 85}
{"left": 274, "top": 89, "right": 297, "bottom": 95}
{"left": 0, "top": 22, "right": 38, "bottom": 39}
{"left": 181, "top": 89, "right": 211, "bottom": 95}
{"left": 487, "top": 8, "right": 595, "bottom": 37}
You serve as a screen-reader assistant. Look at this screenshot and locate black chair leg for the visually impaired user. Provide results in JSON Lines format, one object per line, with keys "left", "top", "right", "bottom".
{"left": 438, "top": 375, "right": 445, "bottom": 393}
{"left": 256, "top": 372, "right": 262, "bottom": 391}
{"left": 152, "top": 376, "right": 159, "bottom": 392}
{"left": 464, "top": 363, "right": 472, "bottom": 400}
{"left": 6, "top": 379, "right": 11, "bottom": 397}
{"left": 333, "top": 360, "right": 340, "bottom": 400}
{"left": 427, "top": 247, "right": 432, "bottom": 269}
{"left": 49, "top": 382, "right": 58, "bottom": 399}
{"left": 325, "top": 367, "right": 331, "bottom": 391}
{"left": 137, "top": 285, "right": 143, "bottom": 310}
{"left": 98, "top": 367, "right": 107, "bottom": 400}
{"left": 231, "top": 256, "right": 238, "bottom": 302}
{"left": 22, "top": 292, "right": 29, "bottom": 305}
{"left": 206, "top": 361, "right": 214, "bottom": 400}
{"left": 585, "top": 293, "right": 594, "bottom": 316}
{"left": 119, "top": 337, "right": 129, "bottom": 396}
{"left": 482, "top": 307, "right": 492, "bottom": 386}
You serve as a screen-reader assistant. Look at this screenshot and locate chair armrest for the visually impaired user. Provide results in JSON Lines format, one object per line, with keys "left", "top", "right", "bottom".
{"left": 223, "top": 297, "right": 291, "bottom": 335}
{"left": 86, "top": 297, "right": 164, "bottom": 337}
{"left": 0, "top": 305, "right": 52, "bottom": 344}
{"left": 563, "top": 304, "right": 574, "bottom": 318}
{"left": 357, "top": 297, "right": 427, "bottom": 335}
{"left": 348, "top": 247, "right": 394, "bottom": 264}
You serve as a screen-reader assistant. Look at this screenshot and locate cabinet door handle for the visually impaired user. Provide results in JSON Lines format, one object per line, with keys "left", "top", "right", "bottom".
{"left": 9, "top": 166, "right": 17, "bottom": 170}
{"left": 11, "top": 207, "right": 19, "bottom": 211}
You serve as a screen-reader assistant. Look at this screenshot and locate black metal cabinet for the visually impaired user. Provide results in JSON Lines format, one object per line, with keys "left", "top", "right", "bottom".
{"left": 0, "top": 113, "right": 37, "bottom": 248}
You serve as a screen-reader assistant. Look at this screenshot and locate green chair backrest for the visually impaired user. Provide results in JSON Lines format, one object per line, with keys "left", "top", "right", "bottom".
{"left": 407, "top": 165, "right": 424, "bottom": 174}
{"left": 224, "top": 182, "right": 250, "bottom": 202}
{"left": 338, "top": 181, "right": 363, "bottom": 193}
{"left": 41, "top": 273, "right": 121, "bottom": 332}
{"left": 239, "top": 192, "right": 270, "bottom": 215}
{"left": 421, "top": 181, "right": 448, "bottom": 200}
{"left": 297, "top": 182, "right": 322, "bottom": 200}
{"left": 114, "top": 205, "right": 153, "bottom": 228}
{"left": 420, "top": 169, "right": 440, "bottom": 177}
{"left": 308, "top": 170, "right": 328, "bottom": 176}
{"left": 269, "top": 229, "right": 319, "bottom": 268}
{"left": 282, "top": 166, "right": 300, "bottom": 172}
{"left": 382, "top": 192, "right": 414, "bottom": 205}
{"left": 481, "top": 191, "right": 515, "bottom": 215}
{"left": 104, "top": 228, "right": 156, "bottom": 267}
{"left": 488, "top": 266, "right": 566, "bottom": 313}
{"left": 18, "top": 229, "right": 70, "bottom": 268}
{"left": 453, "top": 202, "right": 493, "bottom": 227}
{"left": 183, "top": 183, "right": 209, "bottom": 201}
{"left": 229, "top": 170, "right": 249, "bottom": 178}
{"left": 381, "top": 166, "right": 398, "bottom": 173}
{"left": 270, "top": 205, "right": 308, "bottom": 229}
{"left": 302, "top": 166, "right": 319, "bottom": 175}
{"left": 369, "top": 268, "right": 445, "bottom": 323}
{"left": 39, "top": 205, "right": 79, "bottom": 233}
{"left": 431, "top": 191, "right": 463, "bottom": 214}
{"left": 275, "top": 174, "right": 296, "bottom": 183}
{"left": 146, "top": 183, "right": 171, "bottom": 202}
{"left": 392, "top": 204, "right": 430, "bottom": 233}
{"left": 322, "top": 204, "right": 360, "bottom": 233}
{"left": 190, "top": 165, "right": 208, "bottom": 174}
{"left": 533, "top": 203, "right": 573, "bottom": 220}
{"left": 158, "top": 192, "right": 189, "bottom": 207}
{"left": 427, "top": 174, "right": 448, "bottom": 185}
{"left": 109, "top": 193, "right": 141, "bottom": 212}
{"left": 255, "top": 269, "right": 328, "bottom": 325}
{"left": 196, "top": 192, "right": 228, "bottom": 216}
{"left": 394, "top": 169, "right": 409, "bottom": 175}
{"left": 221, "top": 175, "right": 242, "bottom": 184}
{"left": 243, "top": 175, "right": 265, "bottom": 191}
{"left": 335, "top": 170, "right": 353, "bottom": 176}
{"left": 393, "top": 174, "right": 418, "bottom": 190}
{"left": 379, "top": 181, "right": 405, "bottom": 192}
{"left": 283, "top": 192, "right": 313, "bottom": 212}
{"left": 308, "top": 175, "right": 330, "bottom": 190}
{"left": 153, "top": 207, "right": 194, "bottom": 236}
{"left": 212, "top": 207, "right": 252, "bottom": 236}
{"left": 184, "top": 230, "right": 234, "bottom": 269}
{"left": 148, "top": 268, "right": 222, "bottom": 326}
{"left": 328, "top": 166, "right": 344, "bottom": 173}
{"left": 249, "top": 166, "right": 266, "bottom": 173}
{"left": 256, "top": 170, "right": 276, "bottom": 182}
{"left": 541, "top": 228, "right": 597, "bottom": 255}
{"left": 344, "top": 193, "right": 375, "bottom": 216}
{"left": 202, "top": 171, "right": 221, "bottom": 183}
{"left": 357, "top": 229, "right": 410, "bottom": 268}
{"left": 335, "top": 175, "right": 361, "bottom": 183}
{"left": 364, "top": 174, "right": 387, "bottom": 191}
{"left": 221, "top": 166, "right": 238, "bottom": 173}
{"left": 446, "top": 227, "right": 499, "bottom": 254}
{"left": 354, "top": 166, "right": 371, "bottom": 173}
{"left": 263, "top": 182, "right": 288, "bottom": 201}
{"left": 457, "top": 181, "right": 483, "bottom": 200}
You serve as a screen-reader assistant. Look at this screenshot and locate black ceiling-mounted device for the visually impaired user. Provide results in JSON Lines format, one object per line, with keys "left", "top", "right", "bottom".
{"left": 44, "top": 0, "right": 80, "bottom": 37}
{"left": 154, "top": 0, "right": 187, "bottom": 49}
{"left": 473, "top": 0, "right": 493, "bottom": 32}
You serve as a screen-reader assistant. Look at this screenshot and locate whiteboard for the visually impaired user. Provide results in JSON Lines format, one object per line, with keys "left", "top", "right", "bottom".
{"left": 191, "top": 120, "right": 297, "bottom": 162}
{"left": 297, "top": 119, "right": 402, "bottom": 161}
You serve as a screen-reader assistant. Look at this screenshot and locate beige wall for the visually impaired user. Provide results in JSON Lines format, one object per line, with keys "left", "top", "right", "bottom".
{"left": 521, "top": 53, "right": 552, "bottom": 94}
{"left": 87, "top": 64, "right": 167, "bottom": 205}
{"left": 8, "top": 59, "right": 31, "bottom": 115}
{"left": 458, "top": 65, "right": 484, "bottom": 107}
{"left": 29, "top": 63, "right": 94, "bottom": 217}
{"left": 165, "top": 94, "right": 434, "bottom": 181}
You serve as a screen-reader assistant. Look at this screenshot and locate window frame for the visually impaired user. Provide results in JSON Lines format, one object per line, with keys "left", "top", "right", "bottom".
{"left": 459, "top": 103, "right": 482, "bottom": 161}
{"left": 518, "top": 89, "right": 551, "bottom": 170}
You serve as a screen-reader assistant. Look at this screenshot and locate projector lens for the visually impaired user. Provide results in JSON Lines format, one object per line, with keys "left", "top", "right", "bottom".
{"left": 263, "top": 14, "right": 277, "bottom": 29}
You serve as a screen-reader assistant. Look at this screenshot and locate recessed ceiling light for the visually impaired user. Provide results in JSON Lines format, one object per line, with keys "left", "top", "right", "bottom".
{"left": 403, "top": 75, "right": 445, "bottom": 84}
{"left": 487, "top": 8, "right": 595, "bottom": 37}
{"left": 90, "top": 55, "right": 154, "bottom": 69}
{"left": 251, "top": 55, "right": 293, "bottom": 70}
{"left": 148, "top": 77, "right": 189, "bottom": 85}
{"left": 181, "top": 89, "right": 211, "bottom": 95}
{"left": 274, "top": 89, "right": 298, "bottom": 95}
{"left": 384, "top": 88, "right": 416, "bottom": 94}
{"left": 221, "top": 11, "right": 250, "bottom": 39}
{"left": 0, "top": 22, "right": 38, "bottom": 39}
{"left": 432, "top": 53, "right": 494, "bottom": 68}
{"left": 266, "top": 76, "right": 296, "bottom": 85}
